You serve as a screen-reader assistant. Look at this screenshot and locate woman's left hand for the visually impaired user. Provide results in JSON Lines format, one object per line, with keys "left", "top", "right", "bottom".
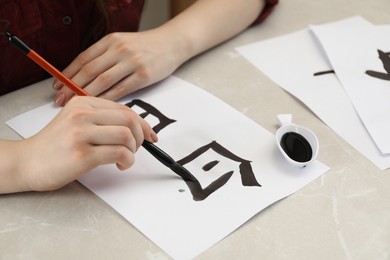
{"left": 53, "top": 0, "right": 265, "bottom": 105}
{"left": 53, "top": 29, "right": 185, "bottom": 105}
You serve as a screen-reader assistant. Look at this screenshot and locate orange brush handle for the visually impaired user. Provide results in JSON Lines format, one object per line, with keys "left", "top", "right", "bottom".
{"left": 27, "top": 50, "right": 90, "bottom": 96}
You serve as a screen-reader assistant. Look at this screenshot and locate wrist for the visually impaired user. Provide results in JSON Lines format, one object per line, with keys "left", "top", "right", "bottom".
{"left": 155, "top": 22, "right": 195, "bottom": 66}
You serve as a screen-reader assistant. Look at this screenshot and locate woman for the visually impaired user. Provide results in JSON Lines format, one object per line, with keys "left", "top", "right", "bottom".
{"left": 0, "top": 0, "right": 277, "bottom": 194}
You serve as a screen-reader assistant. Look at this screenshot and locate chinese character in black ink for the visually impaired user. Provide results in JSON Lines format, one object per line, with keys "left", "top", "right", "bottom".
{"left": 177, "top": 141, "right": 261, "bottom": 201}
{"left": 125, "top": 100, "right": 261, "bottom": 201}
{"left": 366, "top": 50, "right": 390, "bottom": 81}
{"left": 313, "top": 70, "right": 335, "bottom": 76}
{"left": 125, "top": 99, "right": 176, "bottom": 134}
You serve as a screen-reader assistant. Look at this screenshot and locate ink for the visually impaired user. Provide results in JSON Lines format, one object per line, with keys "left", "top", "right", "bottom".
{"left": 366, "top": 50, "right": 390, "bottom": 81}
{"left": 280, "top": 132, "right": 312, "bottom": 162}
{"left": 313, "top": 70, "right": 335, "bottom": 76}
{"left": 125, "top": 100, "right": 176, "bottom": 134}
{"left": 125, "top": 99, "right": 262, "bottom": 200}
{"left": 185, "top": 171, "right": 233, "bottom": 201}
{"left": 177, "top": 141, "right": 261, "bottom": 201}
{"left": 202, "top": 160, "right": 219, "bottom": 171}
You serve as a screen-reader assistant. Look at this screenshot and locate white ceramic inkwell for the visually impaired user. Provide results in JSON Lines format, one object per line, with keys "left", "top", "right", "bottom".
{"left": 275, "top": 114, "right": 319, "bottom": 167}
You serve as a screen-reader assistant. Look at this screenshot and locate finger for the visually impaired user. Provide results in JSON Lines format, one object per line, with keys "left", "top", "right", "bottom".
{"left": 54, "top": 87, "right": 76, "bottom": 106}
{"left": 71, "top": 53, "right": 117, "bottom": 90}
{"left": 83, "top": 97, "right": 158, "bottom": 144}
{"left": 86, "top": 145, "right": 136, "bottom": 171}
{"left": 111, "top": 105, "right": 159, "bottom": 145}
{"left": 132, "top": 110, "right": 158, "bottom": 144}
{"left": 98, "top": 69, "right": 152, "bottom": 101}
{"left": 54, "top": 46, "right": 114, "bottom": 105}
{"left": 127, "top": 115, "right": 144, "bottom": 149}
{"left": 83, "top": 61, "right": 136, "bottom": 98}
{"left": 67, "top": 96, "right": 123, "bottom": 110}
{"left": 54, "top": 39, "right": 109, "bottom": 88}
{"left": 87, "top": 125, "right": 137, "bottom": 153}
{"left": 95, "top": 103, "right": 157, "bottom": 145}
{"left": 67, "top": 96, "right": 158, "bottom": 143}
{"left": 54, "top": 56, "right": 117, "bottom": 106}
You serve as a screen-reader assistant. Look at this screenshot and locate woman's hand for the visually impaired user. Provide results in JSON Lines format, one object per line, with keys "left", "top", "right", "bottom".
{"left": 53, "top": 30, "right": 185, "bottom": 106}
{"left": 0, "top": 96, "right": 157, "bottom": 193}
{"left": 52, "top": 0, "right": 265, "bottom": 106}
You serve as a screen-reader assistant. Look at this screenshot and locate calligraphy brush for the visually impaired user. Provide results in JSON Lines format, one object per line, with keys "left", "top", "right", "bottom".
{"left": 5, "top": 31, "right": 196, "bottom": 182}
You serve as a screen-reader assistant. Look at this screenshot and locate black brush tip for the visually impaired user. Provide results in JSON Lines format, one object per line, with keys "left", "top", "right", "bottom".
{"left": 170, "top": 163, "right": 197, "bottom": 182}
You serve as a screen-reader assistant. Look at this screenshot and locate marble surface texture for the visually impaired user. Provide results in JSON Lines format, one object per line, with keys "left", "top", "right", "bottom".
{"left": 1, "top": 1, "right": 389, "bottom": 259}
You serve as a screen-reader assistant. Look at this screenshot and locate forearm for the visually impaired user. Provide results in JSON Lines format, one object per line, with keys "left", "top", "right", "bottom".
{"left": 0, "top": 140, "right": 30, "bottom": 194}
{"left": 158, "top": 0, "right": 265, "bottom": 63}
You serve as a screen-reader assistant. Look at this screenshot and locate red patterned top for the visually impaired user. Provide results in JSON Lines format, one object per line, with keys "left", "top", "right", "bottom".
{"left": 0, "top": 0, "right": 277, "bottom": 95}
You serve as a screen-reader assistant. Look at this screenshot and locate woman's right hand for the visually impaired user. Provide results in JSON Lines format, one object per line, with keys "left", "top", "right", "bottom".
{"left": 17, "top": 96, "right": 157, "bottom": 192}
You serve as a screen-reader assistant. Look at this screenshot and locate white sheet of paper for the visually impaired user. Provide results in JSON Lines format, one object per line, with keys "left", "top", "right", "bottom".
{"left": 236, "top": 16, "right": 390, "bottom": 170}
{"left": 6, "top": 76, "right": 329, "bottom": 259}
{"left": 310, "top": 22, "right": 390, "bottom": 154}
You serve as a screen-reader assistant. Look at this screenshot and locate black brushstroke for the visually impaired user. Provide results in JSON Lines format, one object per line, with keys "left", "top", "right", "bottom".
{"left": 124, "top": 99, "right": 262, "bottom": 201}
{"left": 185, "top": 171, "right": 234, "bottom": 201}
{"left": 313, "top": 70, "right": 335, "bottom": 76}
{"left": 177, "top": 141, "right": 261, "bottom": 201}
{"left": 202, "top": 160, "right": 219, "bottom": 171}
{"left": 125, "top": 99, "right": 176, "bottom": 134}
{"left": 366, "top": 50, "right": 390, "bottom": 81}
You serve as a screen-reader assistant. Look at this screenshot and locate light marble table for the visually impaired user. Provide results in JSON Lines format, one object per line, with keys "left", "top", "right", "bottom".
{"left": 1, "top": 1, "right": 390, "bottom": 259}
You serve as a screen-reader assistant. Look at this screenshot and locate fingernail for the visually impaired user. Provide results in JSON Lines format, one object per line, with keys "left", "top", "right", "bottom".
{"left": 52, "top": 81, "right": 62, "bottom": 90}
{"left": 150, "top": 130, "right": 158, "bottom": 142}
{"left": 55, "top": 93, "right": 65, "bottom": 106}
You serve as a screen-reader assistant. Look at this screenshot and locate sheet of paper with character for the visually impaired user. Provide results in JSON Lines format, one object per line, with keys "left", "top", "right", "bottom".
{"left": 6, "top": 76, "right": 329, "bottom": 259}
{"left": 236, "top": 16, "right": 390, "bottom": 170}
